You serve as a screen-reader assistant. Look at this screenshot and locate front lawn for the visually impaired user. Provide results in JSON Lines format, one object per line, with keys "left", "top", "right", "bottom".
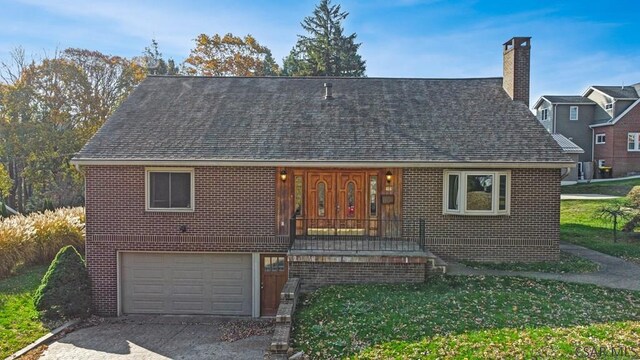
{"left": 292, "top": 277, "right": 640, "bottom": 359}
{"left": 561, "top": 178, "right": 640, "bottom": 196}
{"left": 0, "top": 265, "right": 49, "bottom": 359}
{"left": 561, "top": 199, "right": 640, "bottom": 263}
{"left": 459, "top": 251, "right": 599, "bottom": 273}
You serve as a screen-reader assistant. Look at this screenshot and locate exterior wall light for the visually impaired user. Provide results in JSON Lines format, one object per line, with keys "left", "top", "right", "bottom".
{"left": 280, "top": 169, "right": 288, "bottom": 182}
{"left": 386, "top": 170, "right": 393, "bottom": 184}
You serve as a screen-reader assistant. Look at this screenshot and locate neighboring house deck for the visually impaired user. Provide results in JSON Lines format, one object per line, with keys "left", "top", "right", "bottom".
{"left": 71, "top": 37, "right": 571, "bottom": 317}
{"left": 534, "top": 83, "right": 640, "bottom": 178}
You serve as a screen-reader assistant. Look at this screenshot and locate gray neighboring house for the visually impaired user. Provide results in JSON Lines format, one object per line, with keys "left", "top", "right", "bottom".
{"left": 534, "top": 83, "right": 640, "bottom": 179}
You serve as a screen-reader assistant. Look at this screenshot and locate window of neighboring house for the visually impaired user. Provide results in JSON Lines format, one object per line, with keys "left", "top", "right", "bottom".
{"left": 444, "top": 170, "right": 510, "bottom": 216}
{"left": 605, "top": 103, "right": 613, "bottom": 111}
{"left": 146, "top": 168, "right": 194, "bottom": 211}
{"left": 570, "top": 106, "right": 579, "bottom": 120}
{"left": 595, "top": 134, "right": 606, "bottom": 144}
{"left": 540, "top": 108, "right": 549, "bottom": 121}
{"left": 629, "top": 132, "right": 640, "bottom": 152}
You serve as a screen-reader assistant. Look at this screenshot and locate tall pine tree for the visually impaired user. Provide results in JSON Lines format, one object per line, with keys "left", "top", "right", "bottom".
{"left": 283, "top": 0, "right": 365, "bottom": 77}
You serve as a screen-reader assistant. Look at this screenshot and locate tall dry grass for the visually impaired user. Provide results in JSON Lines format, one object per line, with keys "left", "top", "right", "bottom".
{"left": 0, "top": 207, "right": 85, "bottom": 279}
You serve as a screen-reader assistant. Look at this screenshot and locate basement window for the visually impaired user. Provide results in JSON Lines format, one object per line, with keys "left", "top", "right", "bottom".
{"left": 444, "top": 170, "right": 510, "bottom": 216}
{"left": 146, "top": 168, "right": 194, "bottom": 211}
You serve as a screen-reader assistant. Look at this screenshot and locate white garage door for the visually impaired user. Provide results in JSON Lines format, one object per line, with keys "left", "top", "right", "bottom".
{"left": 121, "top": 253, "right": 252, "bottom": 315}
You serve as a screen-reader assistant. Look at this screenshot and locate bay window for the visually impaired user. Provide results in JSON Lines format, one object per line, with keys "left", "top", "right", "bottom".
{"left": 444, "top": 170, "right": 510, "bottom": 215}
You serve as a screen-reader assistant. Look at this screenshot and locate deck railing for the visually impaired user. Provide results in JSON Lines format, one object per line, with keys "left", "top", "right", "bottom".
{"left": 288, "top": 217, "right": 426, "bottom": 252}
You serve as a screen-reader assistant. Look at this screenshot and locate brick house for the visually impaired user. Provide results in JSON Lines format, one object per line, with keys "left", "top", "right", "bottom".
{"left": 534, "top": 83, "right": 640, "bottom": 178}
{"left": 71, "top": 37, "right": 571, "bottom": 317}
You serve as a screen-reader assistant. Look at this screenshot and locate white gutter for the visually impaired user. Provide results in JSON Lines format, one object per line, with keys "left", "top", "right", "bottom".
{"left": 69, "top": 159, "right": 575, "bottom": 169}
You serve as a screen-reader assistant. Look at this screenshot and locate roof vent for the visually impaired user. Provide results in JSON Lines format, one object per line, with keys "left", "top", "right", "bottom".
{"left": 324, "top": 82, "right": 333, "bottom": 100}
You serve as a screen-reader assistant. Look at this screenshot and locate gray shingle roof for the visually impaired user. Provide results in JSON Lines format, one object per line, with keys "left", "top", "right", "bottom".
{"left": 74, "top": 76, "right": 571, "bottom": 164}
{"left": 542, "top": 96, "right": 596, "bottom": 104}
{"left": 592, "top": 85, "right": 639, "bottom": 99}
{"left": 551, "top": 134, "right": 584, "bottom": 154}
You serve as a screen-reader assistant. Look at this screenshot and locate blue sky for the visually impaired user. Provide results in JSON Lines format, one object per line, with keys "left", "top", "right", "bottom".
{"left": 1, "top": 0, "right": 639, "bottom": 106}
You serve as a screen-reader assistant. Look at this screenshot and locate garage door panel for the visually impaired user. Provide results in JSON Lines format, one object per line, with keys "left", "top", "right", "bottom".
{"left": 124, "top": 253, "right": 164, "bottom": 266}
{"left": 130, "top": 268, "right": 166, "bottom": 280}
{"left": 131, "top": 300, "right": 165, "bottom": 312}
{"left": 131, "top": 283, "right": 165, "bottom": 295}
{"left": 172, "top": 269, "right": 205, "bottom": 281}
{"left": 172, "top": 301, "right": 205, "bottom": 312}
{"left": 121, "top": 253, "right": 252, "bottom": 315}
{"left": 210, "top": 269, "right": 246, "bottom": 281}
{"left": 172, "top": 284, "right": 205, "bottom": 296}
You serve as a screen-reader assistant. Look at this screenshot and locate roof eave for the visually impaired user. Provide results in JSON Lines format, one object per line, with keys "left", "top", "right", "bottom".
{"left": 70, "top": 158, "right": 576, "bottom": 169}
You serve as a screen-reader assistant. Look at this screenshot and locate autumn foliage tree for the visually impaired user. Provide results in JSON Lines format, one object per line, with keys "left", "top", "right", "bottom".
{"left": 183, "top": 33, "right": 280, "bottom": 76}
{"left": 0, "top": 48, "right": 144, "bottom": 212}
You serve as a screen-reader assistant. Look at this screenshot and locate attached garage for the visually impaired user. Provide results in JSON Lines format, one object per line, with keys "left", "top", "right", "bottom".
{"left": 120, "top": 253, "right": 253, "bottom": 316}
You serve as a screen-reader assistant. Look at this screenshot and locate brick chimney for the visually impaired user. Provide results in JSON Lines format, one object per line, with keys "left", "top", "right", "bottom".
{"left": 503, "top": 37, "right": 531, "bottom": 106}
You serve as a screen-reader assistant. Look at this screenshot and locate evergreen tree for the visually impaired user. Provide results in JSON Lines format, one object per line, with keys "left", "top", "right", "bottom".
{"left": 143, "top": 39, "right": 179, "bottom": 75}
{"left": 34, "top": 245, "right": 92, "bottom": 320}
{"left": 283, "top": 0, "right": 366, "bottom": 76}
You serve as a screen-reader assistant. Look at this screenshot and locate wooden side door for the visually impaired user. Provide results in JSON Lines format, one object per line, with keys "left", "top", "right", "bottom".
{"left": 336, "top": 172, "right": 366, "bottom": 234}
{"left": 260, "top": 254, "right": 288, "bottom": 316}
{"left": 306, "top": 171, "right": 336, "bottom": 233}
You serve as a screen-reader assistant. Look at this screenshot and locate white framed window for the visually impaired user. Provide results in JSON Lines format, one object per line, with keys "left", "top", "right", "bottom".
{"left": 595, "top": 134, "right": 606, "bottom": 144}
{"left": 443, "top": 170, "right": 510, "bottom": 216}
{"left": 569, "top": 106, "right": 579, "bottom": 120}
{"left": 540, "top": 108, "right": 549, "bottom": 121}
{"left": 145, "top": 168, "right": 195, "bottom": 212}
{"left": 605, "top": 103, "right": 613, "bottom": 111}
{"left": 629, "top": 132, "right": 640, "bottom": 152}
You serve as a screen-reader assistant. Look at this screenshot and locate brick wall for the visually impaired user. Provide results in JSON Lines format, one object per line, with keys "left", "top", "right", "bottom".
{"left": 403, "top": 168, "right": 560, "bottom": 261}
{"left": 289, "top": 260, "right": 426, "bottom": 292}
{"left": 85, "top": 165, "right": 282, "bottom": 315}
{"left": 593, "top": 104, "right": 640, "bottom": 177}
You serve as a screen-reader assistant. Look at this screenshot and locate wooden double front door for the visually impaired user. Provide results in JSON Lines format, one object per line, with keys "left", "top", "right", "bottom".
{"left": 300, "top": 170, "right": 377, "bottom": 235}
{"left": 307, "top": 171, "right": 366, "bottom": 220}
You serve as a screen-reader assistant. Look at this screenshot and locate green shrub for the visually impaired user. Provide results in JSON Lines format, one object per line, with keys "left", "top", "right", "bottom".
{"left": 0, "top": 207, "right": 85, "bottom": 279}
{"left": 34, "top": 245, "right": 91, "bottom": 320}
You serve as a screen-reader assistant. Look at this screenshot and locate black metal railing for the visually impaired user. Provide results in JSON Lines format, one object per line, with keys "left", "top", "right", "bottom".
{"left": 289, "top": 217, "right": 426, "bottom": 252}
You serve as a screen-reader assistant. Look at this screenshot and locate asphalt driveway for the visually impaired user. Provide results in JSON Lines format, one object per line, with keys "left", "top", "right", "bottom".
{"left": 39, "top": 315, "right": 273, "bottom": 360}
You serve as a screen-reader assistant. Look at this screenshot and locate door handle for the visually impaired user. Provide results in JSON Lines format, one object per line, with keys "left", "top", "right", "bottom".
{"left": 260, "top": 282, "right": 264, "bottom": 290}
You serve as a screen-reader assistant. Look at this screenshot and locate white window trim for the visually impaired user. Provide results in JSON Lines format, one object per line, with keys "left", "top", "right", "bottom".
{"left": 605, "top": 103, "right": 613, "bottom": 111}
{"left": 595, "top": 134, "right": 606, "bottom": 145}
{"left": 443, "top": 170, "right": 511, "bottom": 216}
{"left": 540, "top": 108, "right": 549, "bottom": 121}
{"left": 569, "top": 106, "right": 579, "bottom": 120}
{"left": 629, "top": 132, "right": 640, "bottom": 152}
{"left": 145, "top": 167, "right": 195, "bottom": 212}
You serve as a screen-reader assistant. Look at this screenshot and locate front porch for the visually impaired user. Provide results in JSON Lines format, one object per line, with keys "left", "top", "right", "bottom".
{"left": 288, "top": 217, "right": 427, "bottom": 254}
{"left": 286, "top": 217, "right": 447, "bottom": 291}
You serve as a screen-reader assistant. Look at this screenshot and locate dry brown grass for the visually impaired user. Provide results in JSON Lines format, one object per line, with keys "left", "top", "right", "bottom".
{"left": 0, "top": 207, "right": 84, "bottom": 279}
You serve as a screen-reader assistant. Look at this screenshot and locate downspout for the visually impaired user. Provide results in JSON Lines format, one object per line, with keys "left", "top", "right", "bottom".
{"left": 553, "top": 104, "right": 557, "bottom": 133}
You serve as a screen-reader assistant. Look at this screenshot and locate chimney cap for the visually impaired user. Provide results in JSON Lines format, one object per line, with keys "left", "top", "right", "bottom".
{"left": 503, "top": 37, "right": 531, "bottom": 52}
